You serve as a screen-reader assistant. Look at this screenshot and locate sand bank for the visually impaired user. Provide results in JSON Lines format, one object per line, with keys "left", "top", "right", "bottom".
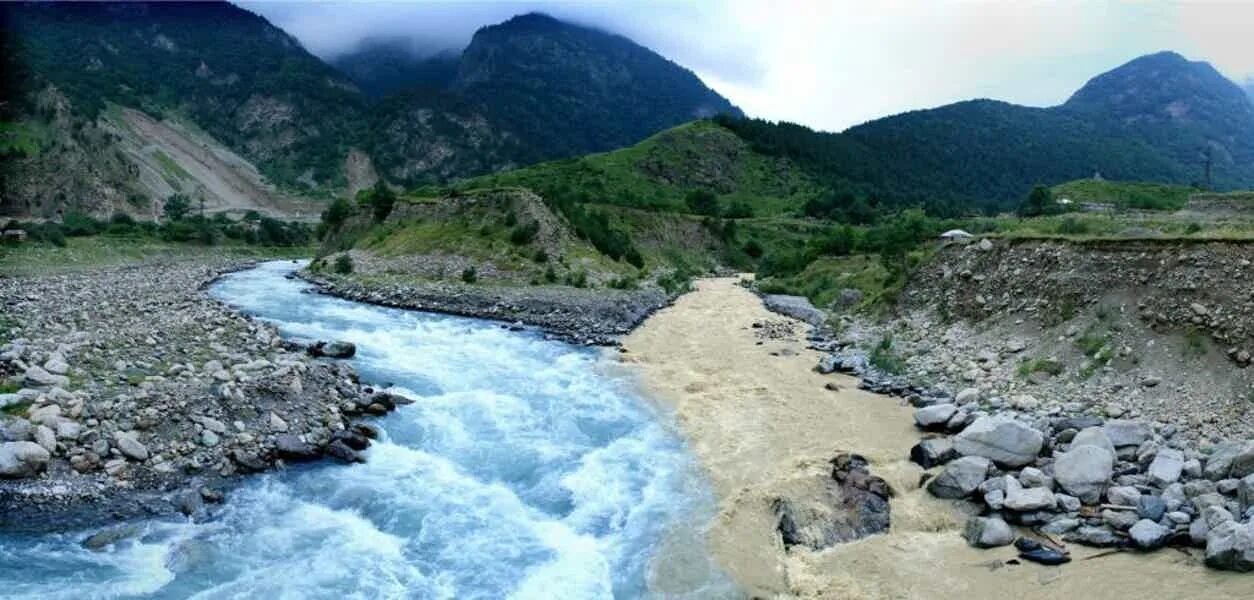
{"left": 622, "top": 277, "right": 1249, "bottom": 599}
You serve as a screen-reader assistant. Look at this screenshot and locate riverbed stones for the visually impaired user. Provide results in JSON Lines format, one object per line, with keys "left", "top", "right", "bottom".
{"left": 0, "top": 441, "right": 51, "bottom": 478}
{"left": 952, "top": 416, "right": 1044, "bottom": 468}
{"left": 310, "top": 340, "right": 357, "bottom": 359}
{"left": 274, "top": 434, "right": 320, "bottom": 462}
{"left": 1108, "top": 485, "right": 1142, "bottom": 506}
{"left": 963, "top": 516, "right": 1014, "bottom": 548}
{"left": 113, "top": 432, "right": 149, "bottom": 461}
{"left": 927, "top": 456, "right": 991, "bottom": 499}
{"left": 1103, "top": 420, "right": 1153, "bottom": 450}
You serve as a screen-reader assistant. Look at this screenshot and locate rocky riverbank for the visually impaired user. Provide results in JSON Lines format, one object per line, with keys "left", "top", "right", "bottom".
{"left": 0, "top": 258, "right": 405, "bottom": 531}
{"left": 298, "top": 270, "right": 670, "bottom": 345}
{"left": 627, "top": 276, "right": 1249, "bottom": 598}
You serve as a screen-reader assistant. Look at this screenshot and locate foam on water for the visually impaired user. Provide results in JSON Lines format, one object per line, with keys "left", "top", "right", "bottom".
{"left": 0, "top": 261, "right": 734, "bottom": 599}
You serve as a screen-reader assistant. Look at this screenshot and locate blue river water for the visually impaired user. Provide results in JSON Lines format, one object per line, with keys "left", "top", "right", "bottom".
{"left": 0, "top": 260, "right": 734, "bottom": 599}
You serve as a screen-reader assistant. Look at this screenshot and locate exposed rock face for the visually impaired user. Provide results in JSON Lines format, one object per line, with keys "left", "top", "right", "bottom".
{"left": 953, "top": 416, "right": 1043, "bottom": 468}
{"left": 773, "top": 453, "right": 891, "bottom": 550}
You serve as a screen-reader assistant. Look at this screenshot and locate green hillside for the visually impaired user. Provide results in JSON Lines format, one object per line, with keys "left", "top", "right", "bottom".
{"left": 1050, "top": 179, "right": 1197, "bottom": 210}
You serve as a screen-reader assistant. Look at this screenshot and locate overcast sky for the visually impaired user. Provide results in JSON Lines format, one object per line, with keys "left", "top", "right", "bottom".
{"left": 243, "top": 0, "right": 1254, "bottom": 132}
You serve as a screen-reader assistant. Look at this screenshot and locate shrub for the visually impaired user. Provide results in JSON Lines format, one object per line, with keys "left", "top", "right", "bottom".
{"left": 532, "top": 249, "right": 549, "bottom": 263}
{"left": 869, "top": 336, "right": 905, "bottom": 374}
{"left": 685, "top": 189, "right": 720, "bottom": 216}
{"left": 723, "top": 201, "right": 754, "bottom": 219}
{"left": 544, "top": 266, "right": 558, "bottom": 283}
{"left": 61, "top": 211, "right": 101, "bottom": 236}
{"left": 461, "top": 266, "right": 477, "bottom": 283}
{"left": 509, "top": 221, "right": 540, "bottom": 245}
{"left": 565, "top": 270, "right": 587, "bottom": 288}
{"left": 333, "top": 254, "right": 354, "bottom": 274}
{"left": 624, "top": 247, "right": 644, "bottom": 268}
{"left": 163, "top": 194, "right": 192, "bottom": 221}
{"left": 320, "top": 197, "right": 354, "bottom": 235}
{"left": 743, "top": 239, "right": 764, "bottom": 258}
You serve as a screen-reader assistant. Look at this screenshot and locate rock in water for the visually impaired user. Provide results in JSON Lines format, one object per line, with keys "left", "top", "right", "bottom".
{"left": 927, "top": 456, "right": 991, "bottom": 499}
{"left": 1053, "top": 444, "right": 1115, "bottom": 504}
{"left": 274, "top": 434, "right": 320, "bottom": 462}
{"left": 0, "top": 441, "right": 51, "bottom": 478}
{"left": 774, "top": 453, "right": 892, "bottom": 550}
{"left": 964, "top": 516, "right": 1014, "bottom": 548}
{"left": 913, "top": 404, "right": 958, "bottom": 431}
{"left": 953, "top": 416, "right": 1043, "bottom": 468}
{"left": 910, "top": 437, "right": 957, "bottom": 469}
{"left": 761, "top": 294, "right": 826, "bottom": 327}
{"left": 309, "top": 340, "right": 357, "bottom": 359}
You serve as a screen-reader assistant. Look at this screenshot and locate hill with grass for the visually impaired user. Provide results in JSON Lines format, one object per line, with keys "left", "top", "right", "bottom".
{"left": 1050, "top": 179, "right": 1197, "bottom": 211}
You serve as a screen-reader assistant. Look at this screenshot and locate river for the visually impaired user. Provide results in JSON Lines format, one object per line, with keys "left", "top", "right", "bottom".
{"left": 0, "top": 261, "right": 735, "bottom": 599}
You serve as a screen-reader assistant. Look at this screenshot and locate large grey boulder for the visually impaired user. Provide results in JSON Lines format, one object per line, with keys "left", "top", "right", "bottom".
{"left": 914, "top": 404, "right": 957, "bottom": 430}
{"left": 762, "top": 294, "right": 826, "bottom": 326}
{"left": 1103, "top": 420, "right": 1152, "bottom": 449}
{"left": 963, "top": 516, "right": 1014, "bottom": 548}
{"left": 1068, "top": 426, "right": 1118, "bottom": 454}
{"left": 1129, "top": 519, "right": 1171, "bottom": 550}
{"left": 953, "top": 416, "right": 1043, "bottom": 468}
{"left": 927, "top": 456, "right": 991, "bottom": 499}
{"left": 1147, "top": 447, "right": 1185, "bottom": 487}
{"left": 1053, "top": 444, "right": 1115, "bottom": 504}
{"left": 910, "top": 437, "right": 957, "bottom": 469}
{"left": 1204, "top": 441, "right": 1254, "bottom": 480}
{"left": 1205, "top": 520, "right": 1254, "bottom": 572}
{"left": 1004, "top": 486, "right": 1056, "bottom": 511}
{"left": 0, "top": 441, "right": 51, "bottom": 478}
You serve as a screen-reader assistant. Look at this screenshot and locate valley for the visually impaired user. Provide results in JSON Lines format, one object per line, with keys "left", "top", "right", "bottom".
{"left": 3, "top": 1, "right": 1254, "bottom": 598}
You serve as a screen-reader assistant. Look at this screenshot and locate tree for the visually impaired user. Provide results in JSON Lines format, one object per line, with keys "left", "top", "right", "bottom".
{"left": 1018, "top": 185, "right": 1058, "bottom": 217}
{"left": 320, "top": 197, "right": 354, "bottom": 233}
{"left": 369, "top": 182, "right": 396, "bottom": 222}
{"left": 163, "top": 194, "right": 191, "bottom": 221}
{"left": 684, "top": 189, "right": 720, "bottom": 216}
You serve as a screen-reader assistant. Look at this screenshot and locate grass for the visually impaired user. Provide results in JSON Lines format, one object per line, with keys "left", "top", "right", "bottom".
{"left": 1, "top": 401, "right": 31, "bottom": 418}
{"left": 1051, "top": 179, "right": 1195, "bottom": 211}
{"left": 0, "top": 236, "right": 314, "bottom": 276}
{"left": 1183, "top": 327, "right": 1210, "bottom": 357}
{"left": 0, "top": 120, "right": 46, "bottom": 157}
{"left": 152, "top": 149, "right": 192, "bottom": 185}
{"left": 869, "top": 336, "right": 906, "bottom": 374}
{"left": 1018, "top": 357, "right": 1064, "bottom": 378}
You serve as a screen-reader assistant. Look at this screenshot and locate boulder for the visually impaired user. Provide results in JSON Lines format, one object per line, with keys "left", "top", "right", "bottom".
{"left": 1065, "top": 525, "right": 1124, "bottom": 547}
{"left": 1103, "top": 420, "right": 1152, "bottom": 449}
{"left": 1147, "top": 447, "right": 1184, "bottom": 487}
{"left": 1053, "top": 444, "right": 1114, "bottom": 504}
{"left": 953, "top": 416, "right": 1043, "bottom": 468}
{"left": 113, "top": 433, "right": 149, "bottom": 461}
{"left": 1004, "top": 486, "right": 1056, "bottom": 511}
{"left": 44, "top": 353, "right": 69, "bottom": 375}
{"left": 1204, "top": 441, "right": 1254, "bottom": 480}
{"left": 1107, "top": 485, "right": 1142, "bottom": 506}
{"left": 1129, "top": 519, "right": 1171, "bottom": 550}
{"left": 1137, "top": 495, "right": 1167, "bottom": 521}
{"left": 23, "top": 365, "right": 68, "bottom": 388}
{"left": 1238, "top": 474, "right": 1254, "bottom": 512}
{"left": 0, "top": 441, "right": 51, "bottom": 478}
{"left": 963, "top": 516, "right": 1014, "bottom": 548}
{"left": 762, "top": 294, "right": 826, "bottom": 326}
{"left": 274, "top": 434, "right": 320, "bottom": 462}
{"left": 926, "top": 456, "right": 991, "bottom": 499}
{"left": 1204, "top": 520, "right": 1254, "bottom": 572}
{"left": 33, "top": 425, "right": 56, "bottom": 453}
{"left": 914, "top": 404, "right": 957, "bottom": 430}
{"left": 325, "top": 439, "right": 364, "bottom": 464}
{"left": 955, "top": 387, "right": 981, "bottom": 405}
{"left": 910, "top": 437, "right": 957, "bottom": 469}
{"left": 309, "top": 340, "right": 357, "bottom": 359}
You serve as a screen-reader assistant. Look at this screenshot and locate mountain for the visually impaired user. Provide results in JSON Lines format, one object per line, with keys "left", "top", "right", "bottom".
{"left": 718, "top": 51, "right": 1254, "bottom": 212}
{"left": 449, "top": 13, "right": 743, "bottom": 163}
{"left": 1, "top": 4, "right": 742, "bottom": 217}
{"left": 331, "top": 38, "right": 459, "bottom": 97}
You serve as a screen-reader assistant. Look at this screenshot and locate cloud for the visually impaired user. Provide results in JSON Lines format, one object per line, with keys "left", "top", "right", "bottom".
{"left": 241, "top": 0, "right": 1254, "bottom": 132}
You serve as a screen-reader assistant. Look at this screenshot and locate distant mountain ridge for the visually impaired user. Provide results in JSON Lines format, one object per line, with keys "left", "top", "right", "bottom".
{"left": 0, "top": 3, "right": 741, "bottom": 217}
